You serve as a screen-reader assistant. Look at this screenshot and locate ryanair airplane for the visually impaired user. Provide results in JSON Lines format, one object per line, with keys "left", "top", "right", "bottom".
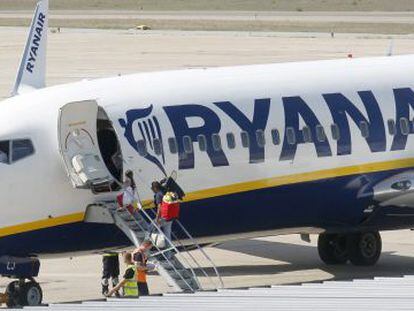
{"left": 2, "top": 0, "right": 414, "bottom": 306}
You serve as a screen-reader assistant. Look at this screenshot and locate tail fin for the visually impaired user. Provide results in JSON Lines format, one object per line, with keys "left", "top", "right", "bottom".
{"left": 12, "top": 0, "right": 48, "bottom": 96}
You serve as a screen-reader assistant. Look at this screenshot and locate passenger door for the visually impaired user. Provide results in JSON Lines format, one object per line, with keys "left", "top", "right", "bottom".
{"left": 58, "top": 100, "right": 115, "bottom": 189}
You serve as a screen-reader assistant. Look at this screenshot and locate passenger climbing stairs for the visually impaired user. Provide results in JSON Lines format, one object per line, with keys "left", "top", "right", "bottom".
{"left": 85, "top": 198, "right": 223, "bottom": 293}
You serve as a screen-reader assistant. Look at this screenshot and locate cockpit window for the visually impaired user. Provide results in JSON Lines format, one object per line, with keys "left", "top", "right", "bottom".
{"left": 0, "top": 139, "right": 34, "bottom": 164}
{"left": 12, "top": 139, "right": 34, "bottom": 162}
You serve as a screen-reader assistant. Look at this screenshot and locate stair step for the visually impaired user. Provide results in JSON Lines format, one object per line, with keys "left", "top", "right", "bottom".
{"left": 150, "top": 248, "right": 176, "bottom": 258}
{"left": 128, "top": 225, "right": 141, "bottom": 231}
{"left": 170, "top": 270, "right": 193, "bottom": 280}
{"left": 97, "top": 202, "right": 215, "bottom": 293}
{"left": 175, "top": 278, "right": 199, "bottom": 291}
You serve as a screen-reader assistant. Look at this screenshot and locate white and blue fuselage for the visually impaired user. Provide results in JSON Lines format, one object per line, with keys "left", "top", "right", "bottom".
{"left": 2, "top": 54, "right": 414, "bottom": 257}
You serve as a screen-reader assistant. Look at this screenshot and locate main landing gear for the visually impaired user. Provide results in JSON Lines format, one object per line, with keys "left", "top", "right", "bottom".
{"left": 317, "top": 231, "right": 382, "bottom": 266}
{"left": 0, "top": 256, "right": 42, "bottom": 307}
{"left": 4, "top": 278, "right": 42, "bottom": 308}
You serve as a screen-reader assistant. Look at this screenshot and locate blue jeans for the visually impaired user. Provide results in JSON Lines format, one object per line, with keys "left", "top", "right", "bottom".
{"left": 159, "top": 218, "right": 173, "bottom": 242}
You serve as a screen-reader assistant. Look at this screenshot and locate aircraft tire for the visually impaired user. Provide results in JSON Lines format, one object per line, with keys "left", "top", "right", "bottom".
{"left": 347, "top": 231, "right": 382, "bottom": 266}
{"left": 317, "top": 233, "right": 349, "bottom": 265}
{"left": 20, "top": 281, "right": 43, "bottom": 306}
{"left": 5, "top": 281, "right": 20, "bottom": 308}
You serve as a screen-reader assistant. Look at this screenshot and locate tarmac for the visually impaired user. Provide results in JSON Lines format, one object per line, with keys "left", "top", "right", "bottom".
{"left": 1, "top": 26, "right": 414, "bottom": 304}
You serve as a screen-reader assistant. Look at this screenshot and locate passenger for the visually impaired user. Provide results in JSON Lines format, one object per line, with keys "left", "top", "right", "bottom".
{"left": 101, "top": 252, "right": 120, "bottom": 297}
{"left": 151, "top": 181, "right": 165, "bottom": 210}
{"left": 117, "top": 172, "right": 140, "bottom": 216}
{"left": 132, "top": 240, "right": 154, "bottom": 296}
{"left": 125, "top": 170, "right": 136, "bottom": 189}
{"left": 106, "top": 252, "right": 138, "bottom": 298}
{"left": 156, "top": 192, "right": 180, "bottom": 242}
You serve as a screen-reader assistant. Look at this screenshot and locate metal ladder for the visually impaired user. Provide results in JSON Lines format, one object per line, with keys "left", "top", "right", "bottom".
{"left": 86, "top": 199, "right": 223, "bottom": 293}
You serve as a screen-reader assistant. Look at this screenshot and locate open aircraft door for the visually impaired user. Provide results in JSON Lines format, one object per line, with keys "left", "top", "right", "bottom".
{"left": 58, "top": 100, "right": 115, "bottom": 189}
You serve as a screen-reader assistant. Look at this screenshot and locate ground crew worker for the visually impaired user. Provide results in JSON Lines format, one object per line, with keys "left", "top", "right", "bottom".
{"left": 107, "top": 252, "right": 138, "bottom": 298}
{"left": 133, "top": 240, "right": 153, "bottom": 296}
{"left": 101, "top": 252, "right": 120, "bottom": 297}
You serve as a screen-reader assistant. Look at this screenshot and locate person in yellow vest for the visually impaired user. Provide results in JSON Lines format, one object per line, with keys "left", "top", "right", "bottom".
{"left": 106, "top": 252, "right": 138, "bottom": 298}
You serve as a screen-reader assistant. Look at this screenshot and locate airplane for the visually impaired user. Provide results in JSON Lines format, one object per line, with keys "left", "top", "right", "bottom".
{"left": 2, "top": 0, "right": 414, "bottom": 307}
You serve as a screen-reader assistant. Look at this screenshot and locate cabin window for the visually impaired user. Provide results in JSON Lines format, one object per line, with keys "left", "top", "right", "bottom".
{"left": 0, "top": 141, "right": 10, "bottom": 164}
{"left": 168, "top": 137, "right": 178, "bottom": 154}
{"left": 315, "top": 125, "right": 326, "bottom": 142}
{"left": 331, "top": 124, "right": 340, "bottom": 141}
{"left": 256, "top": 130, "right": 266, "bottom": 147}
{"left": 286, "top": 127, "right": 296, "bottom": 145}
{"left": 153, "top": 138, "right": 162, "bottom": 156}
{"left": 241, "top": 131, "right": 250, "bottom": 148}
{"left": 387, "top": 119, "right": 396, "bottom": 136}
{"left": 197, "top": 134, "right": 207, "bottom": 152}
{"left": 400, "top": 118, "right": 410, "bottom": 135}
{"left": 212, "top": 134, "right": 222, "bottom": 151}
{"left": 360, "top": 121, "right": 369, "bottom": 138}
{"left": 11, "top": 139, "right": 35, "bottom": 162}
{"left": 302, "top": 126, "right": 312, "bottom": 143}
{"left": 137, "top": 140, "right": 147, "bottom": 156}
{"left": 271, "top": 129, "right": 280, "bottom": 145}
{"left": 183, "top": 136, "right": 193, "bottom": 153}
{"left": 226, "top": 133, "right": 236, "bottom": 149}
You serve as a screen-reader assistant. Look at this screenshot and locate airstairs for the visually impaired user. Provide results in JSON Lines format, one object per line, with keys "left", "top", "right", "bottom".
{"left": 85, "top": 198, "right": 223, "bottom": 293}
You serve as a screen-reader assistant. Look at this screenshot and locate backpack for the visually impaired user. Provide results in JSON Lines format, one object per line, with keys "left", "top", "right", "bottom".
{"left": 160, "top": 177, "right": 185, "bottom": 200}
{"left": 160, "top": 192, "right": 180, "bottom": 221}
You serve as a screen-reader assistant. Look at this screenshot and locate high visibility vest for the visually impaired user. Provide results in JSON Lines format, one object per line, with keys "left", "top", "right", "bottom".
{"left": 123, "top": 265, "right": 138, "bottom": 297}
{"left": 136, "top": 251, "right": 148, "bottom": 283}
{"left": 137, "top": 270, "right": 147, "bottom": 283}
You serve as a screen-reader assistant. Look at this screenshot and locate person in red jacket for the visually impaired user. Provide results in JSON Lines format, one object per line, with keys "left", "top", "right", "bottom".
{"left": 156, "top": 192, "right": 180, "bottom": 242}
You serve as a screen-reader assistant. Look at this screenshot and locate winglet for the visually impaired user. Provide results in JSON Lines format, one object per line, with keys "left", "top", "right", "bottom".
{"left": 12, "top": 0, "right": 48, "bottom": 96}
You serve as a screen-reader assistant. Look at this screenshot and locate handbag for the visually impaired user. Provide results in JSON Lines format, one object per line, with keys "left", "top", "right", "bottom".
{"left": 150, "top": 232, "right": 166, "bottom": 248}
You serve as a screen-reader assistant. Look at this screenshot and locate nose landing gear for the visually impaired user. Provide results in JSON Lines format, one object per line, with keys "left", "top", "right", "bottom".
{"left": 318, "top": 231, "right": 382, "bottom": 266}
{"left": 0, "top": 256, "right": 42, "bottom": 307}
{"left": 5, "top": 278, "right": 43, "bottom": 308}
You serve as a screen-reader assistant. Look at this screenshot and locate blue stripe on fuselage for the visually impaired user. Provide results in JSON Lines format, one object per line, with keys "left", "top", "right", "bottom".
{"left": 1, "top": 167, "right": 414, "bottom": 257}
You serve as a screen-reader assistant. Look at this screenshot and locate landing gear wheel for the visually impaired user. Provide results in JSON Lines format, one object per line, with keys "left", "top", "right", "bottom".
{"left": 317, "top": 233, "right": 349, "bottom": 265}
{"left": 5, "top": 281, "right": 20, "bottom": 308}
{"left": 20, "top": 281, "right": 43, "bottom": 306}
{"left": 5, "top": 280, "right": 42, "bottom": 307}
{"left": 347, "top": 231, "right": 382, "bottom": 266}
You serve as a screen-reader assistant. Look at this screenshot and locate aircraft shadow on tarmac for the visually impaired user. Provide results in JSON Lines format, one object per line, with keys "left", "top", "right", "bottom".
{"left": 201, "top": 239, "right": 414, "bottom": 283}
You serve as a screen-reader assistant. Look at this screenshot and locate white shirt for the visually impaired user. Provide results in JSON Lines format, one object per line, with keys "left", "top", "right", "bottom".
{"left": 123, "top": 186, "right": 140, "bottom": 207}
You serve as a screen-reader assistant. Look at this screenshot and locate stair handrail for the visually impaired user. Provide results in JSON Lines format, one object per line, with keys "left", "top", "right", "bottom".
{"left": 100, "top": 166, "right": 222, "bottom": 290}
{"left": 104, "top": 201, "right": 199, "bottom": 292}
{"left": 133, "top": 203, "right": 202, "bottom": 290}
{"left": 146, "top": 208, "right": 223, "bottom": 289}
{"left": 96, "top": 177, "right": 201, "bottom": 291}
{"left": 174, "top": 218, "right": 224, "bottom": 289}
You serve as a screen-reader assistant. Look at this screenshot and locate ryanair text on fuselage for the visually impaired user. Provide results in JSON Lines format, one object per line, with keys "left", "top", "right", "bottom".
{"left": 121, "top": 87, "right": 414, "bottom": 170}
